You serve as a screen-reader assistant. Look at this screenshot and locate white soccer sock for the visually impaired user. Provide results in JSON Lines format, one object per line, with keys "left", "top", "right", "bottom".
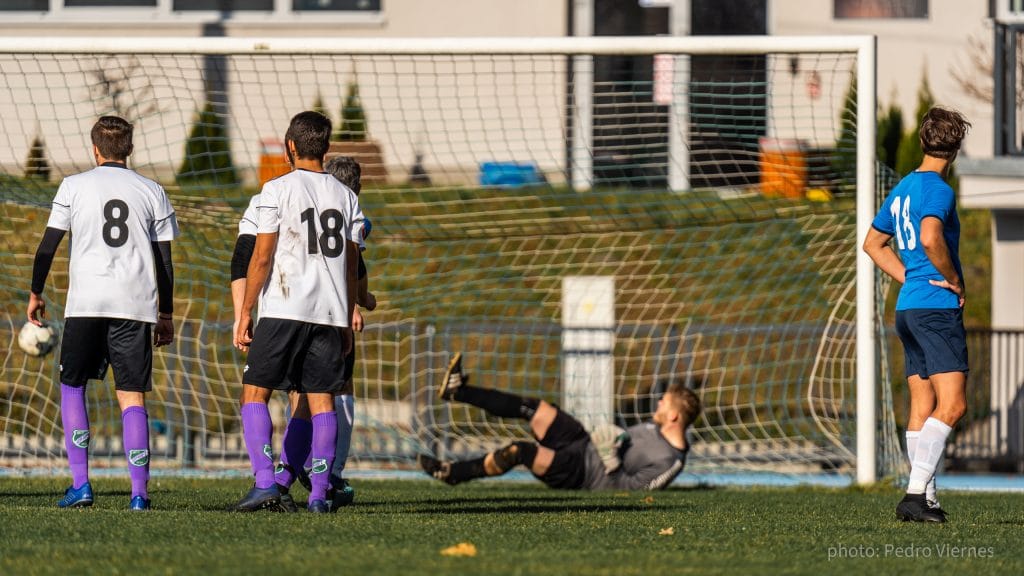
{"left": 905, "top": 431, "right": 938, "bottom": 502}
{"left": 907, "top": 417, "right": 952, "bottom": 495}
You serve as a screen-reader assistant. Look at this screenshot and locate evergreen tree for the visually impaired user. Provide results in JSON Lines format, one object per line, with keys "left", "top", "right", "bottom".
{"left": 312, "top": 91, "right": 331, "bottom": 124}
{"left": 334, "top": 81, "right": 367, "bottom": 142}
{"left": 831, "top": 70, "right": 857, "bottom": 193}
{"left": 177, "top": 101, "right": 238, "bottom": 189}
{"left": 877, "top": 101, "right": 903, "bottom": 172}
{"left": 24, "top": 135, "right": 51, "bottom": 181}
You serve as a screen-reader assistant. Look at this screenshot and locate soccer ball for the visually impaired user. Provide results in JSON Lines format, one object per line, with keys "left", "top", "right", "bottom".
{"left": 18, "top": 322, "right": 57, "bottom": 357}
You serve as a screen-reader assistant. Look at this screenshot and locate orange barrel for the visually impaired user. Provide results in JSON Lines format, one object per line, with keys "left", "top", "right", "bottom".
{"left": 759, "top": 137, "right": 806, "bottom": 199}
{"left": 258, "top": 138, "right": 291, "bottom": 186}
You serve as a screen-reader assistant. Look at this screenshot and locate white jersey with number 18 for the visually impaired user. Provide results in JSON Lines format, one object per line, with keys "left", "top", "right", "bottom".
{"left": 255, "top": 169, "right": 364, "bottom": 328}
{"left": 46, "top": 165, "right": 179, "bottom": 323}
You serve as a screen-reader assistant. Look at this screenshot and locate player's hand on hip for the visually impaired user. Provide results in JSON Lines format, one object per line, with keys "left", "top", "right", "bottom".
{"left": 234, "top": 315, "right": 253, "bottom": 351}
{"left": 929, "top": 278, "right": 965, "bottom": 308}
{"left": 352, "top": 307, "right": 364, "bottom": 332}
{"left": 154, "top": 317, "right": 175, "bottom": 347}
{"left": 27, "top": 293, "right": 46, "bottom": 326}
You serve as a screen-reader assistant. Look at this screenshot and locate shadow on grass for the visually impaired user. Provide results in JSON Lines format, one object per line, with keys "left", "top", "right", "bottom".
{"left": 0, "top": 489, "right": 133, "bottom": 500}
{"left": 384, "top": 502, "right": 694, "bottom": 514}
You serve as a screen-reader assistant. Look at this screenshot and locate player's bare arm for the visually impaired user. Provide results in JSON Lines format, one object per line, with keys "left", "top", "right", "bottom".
{"left": 236, "top": 232, "right": 278, "bottom": 350}
{"left": 920, "top": 216, "right": 964, "bottom": 305}
{"left": 862, "top": 226, "right": 906, "bottom": 284}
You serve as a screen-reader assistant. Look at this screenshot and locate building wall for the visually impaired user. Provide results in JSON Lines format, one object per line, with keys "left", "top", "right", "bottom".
{"left": 0, "top": 1, "right": 569, "bottom": 186}
{"left": 771, "top": 0, "right": 995, "bottom": 160}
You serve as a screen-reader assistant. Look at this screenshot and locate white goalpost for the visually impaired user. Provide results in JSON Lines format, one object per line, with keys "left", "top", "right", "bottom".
{"left": 0, "top": 35, "right": 896, "bottom": 483}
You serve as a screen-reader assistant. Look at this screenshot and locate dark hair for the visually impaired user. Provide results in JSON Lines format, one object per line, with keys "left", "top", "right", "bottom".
{"left": 919, "top": 106, "right": 971, "bottom": 160}
{"left": 285, "top": 111, "right": 332, "bottom": 161}
{"left": 665, "top": 382, "right": 702, "bottom": 429}
{"left": 324, "top": 155, "right": 362, "bottom": 194}
{"left": 91, "top": 116, "right": 133, "bottom": 160}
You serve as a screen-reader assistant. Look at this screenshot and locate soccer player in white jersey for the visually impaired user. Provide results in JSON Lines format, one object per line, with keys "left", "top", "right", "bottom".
{"left": 27, "top": 116, "right": 179, "bottom": 511}
{"left": 863, "top": 107, "right": 971, "bottom": 523}
{"left": 230, "top": 111, "right": 364, "bottom": 513}
{"left": 420, "top": 354, "right": 701, "bottom": 492}
{"left": 229, "top": 157, "right": 371, "bottom": 512}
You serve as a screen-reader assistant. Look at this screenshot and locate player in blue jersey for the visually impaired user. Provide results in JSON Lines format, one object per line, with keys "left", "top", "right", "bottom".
{"left": 420, "top": 353, "right": 701, "bottom": 491}
{"left": 863, "top": 106, "right": 971, "bottom": 523}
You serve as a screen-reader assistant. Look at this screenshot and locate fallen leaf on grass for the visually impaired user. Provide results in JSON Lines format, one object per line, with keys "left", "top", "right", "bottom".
{"left": 659, "top": 527, "right": 674, "bottom": 536}
{"left": 441, "top": 542, "right": 478, "bottom": 557}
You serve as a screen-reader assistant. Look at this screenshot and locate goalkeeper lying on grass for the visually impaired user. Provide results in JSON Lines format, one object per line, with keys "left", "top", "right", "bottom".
{"left": 420, "top": 353, "right": 701, "bottom": 491}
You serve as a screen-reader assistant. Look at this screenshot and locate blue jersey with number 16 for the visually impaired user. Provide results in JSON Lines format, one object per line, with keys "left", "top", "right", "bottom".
{"left": 871, "top": 171, "right": 962, "bottom": 311}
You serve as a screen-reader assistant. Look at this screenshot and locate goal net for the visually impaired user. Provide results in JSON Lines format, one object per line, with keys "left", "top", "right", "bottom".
{"left": 0, "top": 36, "right": 902, "bottom": 481}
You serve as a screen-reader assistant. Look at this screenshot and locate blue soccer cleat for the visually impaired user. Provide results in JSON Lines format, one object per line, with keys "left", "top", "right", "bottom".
{"left": 57, "top": 482, "right": 94, "bottom": 509}
{"left": 307, "top": 499, "right": 329, "bottom": 514}
{"left": 328, "top": 476, "right": 355, "bottom": 512}
{"left": 129, "top": 496, "right": 151, "bottom": 511}
{"left": 228, "top": 484, "right": 281, "bottom": 512}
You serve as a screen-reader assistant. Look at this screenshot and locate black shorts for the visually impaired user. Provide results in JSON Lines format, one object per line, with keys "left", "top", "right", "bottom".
{"left": 536, "top": 409, "right": 590, "bottom": 490}
{"left": 339, "top": 346, "right": 356, "bottom": 396}
{"left": 60, "top": 317, "right": 152, "bottom": 392}
{"left": 895, "top": 308, "right": 969, "bottom": 379}
{"left": 243, "top": 318, "right": 348, "bottom": 394}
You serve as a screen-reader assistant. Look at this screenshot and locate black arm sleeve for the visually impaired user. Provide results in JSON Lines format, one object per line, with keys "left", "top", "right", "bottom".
{"left": 31, "top": 227, "right": 66, "bottom": 295}
{"left": 357, "top": 251, "right": 367, "bottom": 281}
{"left": 231, "top": 234, "right": 256, "bottom": 282}
{"left": 152, "top": 241, "right": 174, "bottom": 315}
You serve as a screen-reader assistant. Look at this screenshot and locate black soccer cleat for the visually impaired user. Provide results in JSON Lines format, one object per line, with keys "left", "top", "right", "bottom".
{"left": 328, "top": 475, "right": 355, "bottom": 512}
{"left": 926, "top": 499, "right": 948, "bottom": 520}
{"left": 896, "top": 493, "right": 946, "bottom": 523}
{"left": 438, "top": 352, "right": 465, "bottom": 401}
{"left": 276, "top": 484, "right": 300, "bottom": 513}
{"left": 228, "top": 484, "right": 282, "bottom": 512}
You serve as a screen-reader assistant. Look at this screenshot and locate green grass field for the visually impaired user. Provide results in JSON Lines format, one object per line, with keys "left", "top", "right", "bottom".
{"left": 1, "top": 477, "right": 1021, "bottom": 575}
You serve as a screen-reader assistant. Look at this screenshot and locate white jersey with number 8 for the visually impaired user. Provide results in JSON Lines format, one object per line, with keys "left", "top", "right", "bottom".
{"left": 255, "top": 169, "right": 364, "bottom": 328}
{"left": 46, "top": 165, "right": 179, "bottom": 323}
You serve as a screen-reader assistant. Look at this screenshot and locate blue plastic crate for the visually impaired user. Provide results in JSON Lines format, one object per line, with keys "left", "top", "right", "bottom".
{"left": 479, "top": 161, "right": 543, "bottom": 187}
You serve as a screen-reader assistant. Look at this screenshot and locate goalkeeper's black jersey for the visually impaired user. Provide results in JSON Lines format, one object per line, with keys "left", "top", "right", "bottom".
{"left": 582, "top": 423, "right": 688, "bottom": 491}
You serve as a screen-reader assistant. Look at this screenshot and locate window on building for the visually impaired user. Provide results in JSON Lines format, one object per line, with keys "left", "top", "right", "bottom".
{"left": 172, "top": 0, "right": 273, "bottom": 9}
{"left": 0, "top": 0, "right": 48, "bottom": 9}
{"left": 834, "top": 0, "right": 928, "bottom": 19}
{"left": 65, "top": 1, "right": 156, "bottom": 6}
{"left": 292, "top": 0, "right": 380, "bottom": 10}
{"left": 2, "top": 0, "right": 382, "bottom": 14}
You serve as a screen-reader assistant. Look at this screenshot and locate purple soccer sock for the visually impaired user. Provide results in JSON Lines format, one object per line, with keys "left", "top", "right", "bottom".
{"left": 309, "top": 412, "right": 337, "bottom": 502}
{"left": 241, "top": 402, "right": 275, "bottom": 490}
{"left": 60, "top": 384, "right": 90, "bottom": 489}
{"left": 274, "top": 417, "right": 312, "bottom": 488}
{"left": 121, "top": 406, "right": 150, "bottom": 500}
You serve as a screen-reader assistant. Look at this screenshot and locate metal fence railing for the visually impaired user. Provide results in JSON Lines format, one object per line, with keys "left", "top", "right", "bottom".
{"left": 947, "top": 329, "right": 1024, "bottom": 472}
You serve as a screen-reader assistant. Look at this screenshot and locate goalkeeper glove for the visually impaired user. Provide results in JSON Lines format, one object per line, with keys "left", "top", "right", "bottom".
{"left": 590, "top": 423, "right": 630, "bottom": 474}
